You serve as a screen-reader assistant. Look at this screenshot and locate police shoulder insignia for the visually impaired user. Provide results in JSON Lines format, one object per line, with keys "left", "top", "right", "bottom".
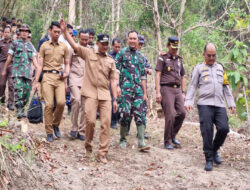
{"left": 158, "top": 57, "right": 163, "bottom": 61}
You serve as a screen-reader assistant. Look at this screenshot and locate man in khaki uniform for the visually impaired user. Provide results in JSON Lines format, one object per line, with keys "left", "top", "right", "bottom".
{"left": 60, "top": 19, "right": 118, "bottom": 164}
{"left": 69, "top": 29, "right": 89, "bottom": 140}
{"left": 38, "top": 21, "right": 70, "bottom": 142}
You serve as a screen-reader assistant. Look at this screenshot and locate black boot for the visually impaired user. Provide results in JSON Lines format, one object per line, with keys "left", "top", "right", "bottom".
{"left": 7, "top": 103, "right": 14, "bottom": 111}
{"left": 204, "top": 153, "right": 213, "bottom": 171}
{"left": 53, "top": 125, "right": 61, "bottom": 138}
{"left": 213, "top": 151, "right": 222, "bottom": 165}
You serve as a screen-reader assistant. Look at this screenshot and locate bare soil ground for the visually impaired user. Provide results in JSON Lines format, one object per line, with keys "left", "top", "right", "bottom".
{"left": 4, "top": 109, "right": 249, "bottom": 190}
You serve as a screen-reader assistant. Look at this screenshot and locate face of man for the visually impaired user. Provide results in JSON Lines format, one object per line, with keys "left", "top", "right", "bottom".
{"left": 68, "top": 28, "right": 73, "bottom": 37}
{"left": 50, "top": 25, "right": 61, "bottom": 41}
{"left": 97, "top": 42, "right": 109, "bottom": 54}
{"left": 79, "top": 33, "right": 89, "bottom": 47}
{"left": 167, "top": 44, "right": 178, "bottom": 57}
{"left": 19, "top": 30, "right": 29, "bottom": 41}
{"left": 203, "top": 44, "right": 216, "bottom": 65}
{"left": 3, "top": 27, "right": 11, "bottom": 40}
{"left": 112, "top": 41, "right": 121, "bottom": 54}
{"left": 137, "top": 42, "right": 143, "bottom": 51}
{"left": 88, "top": 34, "right": 95, "bottom": 45}
{"left": 127, "top": 32, "right": 138, "bottom": 50}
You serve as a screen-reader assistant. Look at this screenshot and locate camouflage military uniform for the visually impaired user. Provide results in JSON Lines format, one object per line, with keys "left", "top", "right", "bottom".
{"left": 8, "top": 39, "right": 36, "bottom": 111}
{"left": 115, "top": 46, "right": 146, "bottom": 127}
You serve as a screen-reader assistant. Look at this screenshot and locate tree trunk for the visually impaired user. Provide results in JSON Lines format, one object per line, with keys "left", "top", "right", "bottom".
{"left": 79, "top": 0, "right": 83, "bottom": 27}
{"left": 115, "top": 0, "right": 121, "bottom": 37}
{"left": 111, "top": 0, "right": 115, "bottom": 38}
{"left": 153, "top": 0, "right": 162, "bottom": 52}
{"left": 84, "top": 0, "right": 89, "bottom": 28}
{"left": 177, "top": 0, "right": 186, "bottom": 54}
{"left": 68, "top": 0, "right": 76, "bottom": 26}
{"left": 43, "top": 0, "right": 60, "bottom": 32}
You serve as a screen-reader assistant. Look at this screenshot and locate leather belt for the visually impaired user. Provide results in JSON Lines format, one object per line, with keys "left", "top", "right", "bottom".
{"left": 160, "top": 83, "right": 180, "bottom": 88}
{"left": 43, "top": 70, "right": 60, "bottom": 74}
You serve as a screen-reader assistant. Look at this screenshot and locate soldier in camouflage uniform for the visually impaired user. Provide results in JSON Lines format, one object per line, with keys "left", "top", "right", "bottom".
{"left": 115, "top": 30, "right": 150, "bottom": 151}
{"left": 1, "top": 24, "right": 40, "bottom": 118}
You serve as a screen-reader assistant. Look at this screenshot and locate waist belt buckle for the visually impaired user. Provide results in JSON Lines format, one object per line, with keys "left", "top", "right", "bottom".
{"left": 173, "top": 85, "right": 177, "bottom": 88}
{"left": 52, "top": 70, "right": 57, "bottom": 74}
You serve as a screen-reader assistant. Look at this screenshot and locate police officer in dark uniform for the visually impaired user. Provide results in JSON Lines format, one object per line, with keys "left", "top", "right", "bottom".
{"left": 155, "top": 37, "right": 186, "bottom": 150}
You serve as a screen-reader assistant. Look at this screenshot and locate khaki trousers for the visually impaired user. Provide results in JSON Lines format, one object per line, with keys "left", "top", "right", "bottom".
{"left": 42, "top": 73, "right": 65, "bottom": 134}
{"left": 70, "top": 85, "right": 85, "bottom": 135}
{"left": 84, "top": 97, "right": 111, "bottom": 156}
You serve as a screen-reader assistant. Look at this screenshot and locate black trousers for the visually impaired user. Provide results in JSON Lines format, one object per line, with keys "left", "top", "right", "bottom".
{"left": 197, "top": 105, "right": 229, "bottom": 156}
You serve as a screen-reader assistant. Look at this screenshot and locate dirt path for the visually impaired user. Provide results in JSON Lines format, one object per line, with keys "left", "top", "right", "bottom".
{"left": 11, "top": 114, "right": 250, "bottom": 190}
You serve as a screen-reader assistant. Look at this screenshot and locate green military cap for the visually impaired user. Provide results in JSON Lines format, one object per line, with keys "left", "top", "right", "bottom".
{"left": 19, "top": 24, "right": 31, "bottom": 33}
{"left": 168, "top": 36, "right": 179, "bottom": 49}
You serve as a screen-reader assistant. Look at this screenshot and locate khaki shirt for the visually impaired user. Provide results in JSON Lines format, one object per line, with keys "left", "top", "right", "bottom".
{"left": 69, "top": 47, "right": 85, "bottom": 87}
{"left": 185, "top": 62, "right": 235, "bottom": 108}
{"left": 39, "top": 40, "right": 69, "bottom": 71}
{"left": 76, "top": 46, "right": 117, "bottom": 101}
{"left": 155, "top": 52, "right": 185, "bottom": 85}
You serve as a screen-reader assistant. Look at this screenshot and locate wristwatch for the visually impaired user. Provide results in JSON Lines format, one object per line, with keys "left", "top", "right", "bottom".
{"left": 113, "top": 97, "right": 118, "bottom": 101}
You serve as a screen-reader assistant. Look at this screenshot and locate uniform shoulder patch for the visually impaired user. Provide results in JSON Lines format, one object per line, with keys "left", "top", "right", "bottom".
{"left": 158, "top": 56, "right": 164, "bottom": 61}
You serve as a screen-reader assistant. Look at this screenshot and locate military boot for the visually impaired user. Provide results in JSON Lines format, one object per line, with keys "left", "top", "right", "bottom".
{"left": 137, "top": 125, "right": 150, "bottom": 151}
{"left": 119, "top": 126, "right": 127, "bottom": 148}
{"left": 204, "top": 153, "right": 213, "bottom": 171}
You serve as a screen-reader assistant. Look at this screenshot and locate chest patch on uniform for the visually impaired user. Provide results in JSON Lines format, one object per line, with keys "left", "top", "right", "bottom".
{"left": 168, "top": 66, "right": 171, "bottom": 71}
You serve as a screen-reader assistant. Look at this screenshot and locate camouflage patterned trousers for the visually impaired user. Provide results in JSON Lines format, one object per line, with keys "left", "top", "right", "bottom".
{"left": 13, "top": 77, "right": 32, "bottom": 109}
{"left": 118, "top": 91, "right": 146, "bottom": 127}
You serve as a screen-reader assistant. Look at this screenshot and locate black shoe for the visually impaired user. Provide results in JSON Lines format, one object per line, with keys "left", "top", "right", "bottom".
{"left": 213, "top": 152, "right": 222, "bottom": 165}
{"left": 77, "top": 133, "right": 86, "bottom": 141}
{"left": 70, "top": 130, "right": 77, "bottom": 139}
{"left": 17, "top": 109, "right": 25, "bottom": 119}
{"left": 165, "top": 144, "right": 174, "bottom": 150}
{"left": 7, "top": 103, "right": 14, "bottom": 111}
{"left": 111, "top": 124, "right": 117, "bottom": 129}
{"left": 46, "top": 134, "right": 54, "bottom": 142}
{"left": 204, "top": 160, "right": 213, "bottom": 171}
{"left": 53, "top": 125, "right": 61, "bottom": 138}
{"left": 172, "top": 138, "right": 181, "bottom": 145}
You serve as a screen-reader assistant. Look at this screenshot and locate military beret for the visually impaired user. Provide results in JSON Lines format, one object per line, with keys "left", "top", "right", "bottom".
{"left": 19, "top": 24, "right": 31, "bottom": 33}
{"left": 168, "top": 36, "right": 179, "bottom": 48}
{"left": 138, "top": 34, "right": 144, "bottom": 44}
{"left": 97, "top": 34, "right": 109, "bottom": 43}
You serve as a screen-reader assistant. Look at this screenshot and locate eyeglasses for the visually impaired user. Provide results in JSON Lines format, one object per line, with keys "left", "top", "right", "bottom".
{"left": 206, "top": 54, "right": 216, "bottom": 58}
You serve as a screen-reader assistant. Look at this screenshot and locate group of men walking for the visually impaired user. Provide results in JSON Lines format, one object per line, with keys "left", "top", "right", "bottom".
{"left": 0, "top": 16, "right": 236, "bottom": 171}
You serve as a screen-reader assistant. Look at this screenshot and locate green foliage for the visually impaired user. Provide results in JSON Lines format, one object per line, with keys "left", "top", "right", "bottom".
{"left": 0, "top": 120, "right": 8, "bottom": 127}
{"left": 0, "top": 136, "right": 27, "bottom": 152}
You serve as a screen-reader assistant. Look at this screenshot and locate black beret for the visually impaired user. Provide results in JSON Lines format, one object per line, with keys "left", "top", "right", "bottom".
{"left": 97, "top": 34, "right": 109, "bottom": 42}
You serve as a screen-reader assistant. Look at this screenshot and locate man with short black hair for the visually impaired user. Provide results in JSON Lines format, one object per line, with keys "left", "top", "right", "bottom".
{"left": 109, "top": 38, "right": 121, "bottom": 129}
{"left": 86, "top": 28, "right": 96, "bottom": 48}
{"left": 1, "top": 24, "right": 41, "bottom": 118}
{"left": 1, "top": 17, "right": 7, "bottom": 28}
{"left": 115, "top": 30, "right": 150, "bottom": 151}
{"left": 60, "top": 19, "right": 118, "bottom": 164}
{"left": 68, "top": 29, "right": 89, "bottom": 141}
{"left": 0, "top": 26, "right": 14, "bottom": 110}
{"left": 38, "top": 21, "right": 70, "bottom": 142}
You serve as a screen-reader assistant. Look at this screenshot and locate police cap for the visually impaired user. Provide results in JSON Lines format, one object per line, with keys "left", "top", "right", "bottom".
{"left": 97, "top": 34, "right": 109, "bottom": 43}
{"left": 168, "top": 36, "right": 179, "bottom": 49}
